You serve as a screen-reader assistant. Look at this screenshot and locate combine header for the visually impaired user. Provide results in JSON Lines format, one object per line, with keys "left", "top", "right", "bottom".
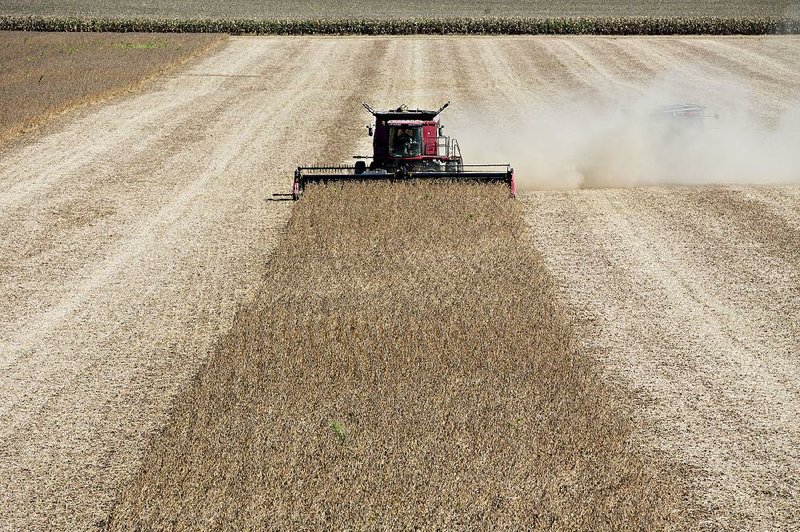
{"left": 289, "top": 102, "right": 515, "bottom": 200}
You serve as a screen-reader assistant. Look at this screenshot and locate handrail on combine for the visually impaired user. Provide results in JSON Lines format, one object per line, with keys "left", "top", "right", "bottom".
{"left": 451, "top": 139, "right": 462, "bottom": 160}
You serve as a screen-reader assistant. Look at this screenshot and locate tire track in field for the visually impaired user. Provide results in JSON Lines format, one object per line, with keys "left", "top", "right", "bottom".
{"left": 0, "top": 39, "right": 319, "bottom": 437}
{"left": 0, "top": 40, "right": 272, "bottom": 212}
{"left": 681, "top": 38, "right": 800, "bottom": 86}
{"left": 0, "top": 41, "right": 306, "bottom": 352}
{"left": 659, "top": 37, "right": 800, "bottom": 117}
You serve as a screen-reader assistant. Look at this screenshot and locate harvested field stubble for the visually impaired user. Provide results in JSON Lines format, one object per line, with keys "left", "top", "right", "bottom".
{"left": 522, "top": 186, "right": 800, "bottom": 528}
{"left": 108, "top": 182, "right": 690, "bottom": 528}
{"left": 0, "top": 31, "right": 224, "bottom": 141}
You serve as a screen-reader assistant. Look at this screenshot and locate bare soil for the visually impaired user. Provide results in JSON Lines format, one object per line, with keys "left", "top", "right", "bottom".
{"left": 1, "top": 35, "right": 798, "bottom": 529}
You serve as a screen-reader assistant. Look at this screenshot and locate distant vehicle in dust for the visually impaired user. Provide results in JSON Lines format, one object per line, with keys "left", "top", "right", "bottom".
{"left": 649, "top": 103, "right": 717, "bottom": 140}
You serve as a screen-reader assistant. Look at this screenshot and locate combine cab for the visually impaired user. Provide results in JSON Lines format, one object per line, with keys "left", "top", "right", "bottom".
{"left": 290, "top": 102, "right": 515, "bottom": 200}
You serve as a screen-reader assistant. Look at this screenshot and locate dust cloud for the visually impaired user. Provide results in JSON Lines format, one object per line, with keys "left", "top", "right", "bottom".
{"left": 454, "top": 78, "right": 800, "bottom": 191}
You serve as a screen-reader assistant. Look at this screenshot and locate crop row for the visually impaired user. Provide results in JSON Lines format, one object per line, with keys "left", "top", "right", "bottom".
{"left": 1, "top": 15, "right": 799, "bottom": 35}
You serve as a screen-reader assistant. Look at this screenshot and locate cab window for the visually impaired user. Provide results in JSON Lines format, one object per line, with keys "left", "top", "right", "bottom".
{"left": 389, "top": 126, "right": 422, "bottom": 157}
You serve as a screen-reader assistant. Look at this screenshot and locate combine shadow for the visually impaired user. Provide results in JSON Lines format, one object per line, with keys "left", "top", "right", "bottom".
{"left": 268, "top": 194, "right": 294, "bottom": 202}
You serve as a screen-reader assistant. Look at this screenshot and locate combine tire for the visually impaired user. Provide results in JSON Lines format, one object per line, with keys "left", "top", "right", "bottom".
{"left": 355, "top": 160, "right": 367, "bottom": 175}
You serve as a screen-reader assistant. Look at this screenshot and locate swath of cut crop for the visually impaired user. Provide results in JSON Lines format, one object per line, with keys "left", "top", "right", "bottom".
{"left": 106, "top": 182, "right": 692, "bottom": 529}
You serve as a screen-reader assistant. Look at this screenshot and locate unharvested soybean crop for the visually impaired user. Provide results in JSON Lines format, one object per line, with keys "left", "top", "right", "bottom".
{"left": 108, "top": 182, "right": 690, "bottom": 529}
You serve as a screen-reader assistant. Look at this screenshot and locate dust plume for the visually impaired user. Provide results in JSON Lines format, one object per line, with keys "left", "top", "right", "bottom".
{"left": 455, "top": 78, "right": 800, "bottom": 191}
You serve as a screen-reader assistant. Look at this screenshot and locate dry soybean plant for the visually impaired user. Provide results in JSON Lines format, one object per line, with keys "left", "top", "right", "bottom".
{"left": 107, "top": 182, "right": 691, "bottom": 529}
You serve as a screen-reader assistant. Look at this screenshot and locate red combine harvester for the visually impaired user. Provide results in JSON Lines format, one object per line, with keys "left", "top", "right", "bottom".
{"left": 289, "top": 102, "right": 515, "bottom": 200}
